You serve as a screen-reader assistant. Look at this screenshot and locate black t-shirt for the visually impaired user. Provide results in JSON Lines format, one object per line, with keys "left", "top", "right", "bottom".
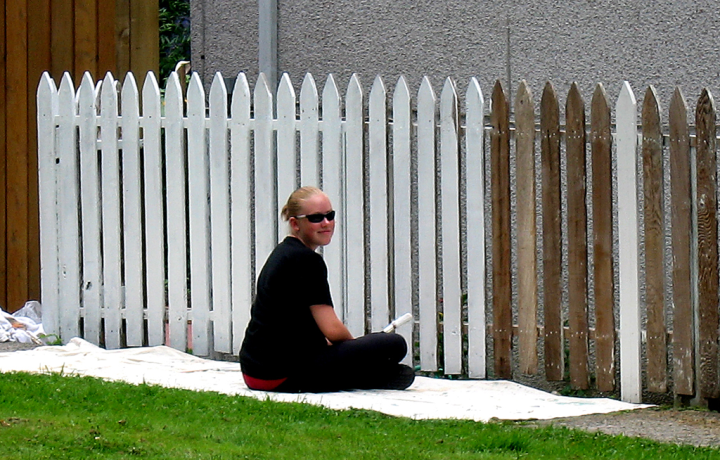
{"left": 239, "top": 236, "right": 333, "bottom": 379}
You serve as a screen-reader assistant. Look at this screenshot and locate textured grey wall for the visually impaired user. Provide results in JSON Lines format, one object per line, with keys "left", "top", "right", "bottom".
{"left": 192, "top": 0, "right": 720, "bottom": 115}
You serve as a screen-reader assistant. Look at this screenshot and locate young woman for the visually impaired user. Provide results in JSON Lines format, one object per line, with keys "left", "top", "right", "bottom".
{"left": 240, "top": 186, "right": 415, "bottom": 392}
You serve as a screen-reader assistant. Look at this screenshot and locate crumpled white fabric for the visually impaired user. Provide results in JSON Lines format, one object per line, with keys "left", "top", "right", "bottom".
{"left": 0, "top": 301, "right": 44, "bottom": 344}
{"left": 0, "top": 337, "right": 652, "bottom": 422}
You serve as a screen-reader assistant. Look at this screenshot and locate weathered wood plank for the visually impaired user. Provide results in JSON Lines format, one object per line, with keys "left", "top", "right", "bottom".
{"left": 417, "top": 76, "right": 438, "bottom": 371}
{"left": 616, "top": 81, "right": 642, "bottom": 403}
{"left": 466, "top": 77, "right": 486, "bottom": 378}
{"left": 6, "top": 0, "right": 29, "bottom": 312}
{"left": 590, "top": 83, "right": 615, "bottom": 392}
{"left": 0, "top": 0, "right": 6, "bottom": 308}
{"left": 97, "top": 0, "right": 117, "bottom": 75}
{"left": 514, "top": 80, "right": 538, "bottom": 375}
{"left": 695, "top": 88, "right": 719, "bottom": 399}
{"left": 129, "top": 0, "right": 159, "bottom": 76}
{"left": 540, "top": 81, "right": 563, "bottom": 381}
{"left": 491, "top": 80, "right": 512, "bottom": 379}
{"left": 75, "top": 0, "right": 98, "bottom": 78}
{"left": 115, "top": 0, "right": 131, "bottom": 77}
{"left": 668, "top": 87, "right": 694, "bottom": 396}
{"left": 566, "top": 83, "right": 589, "bottom": 390}
{"left": 642, "top": 86, "right": 667, "bottom": 393}
{"left": 51, "top": 0, "right": 73, "bottom": 80}
{"left": 440, "top": 77, "right": 462, "bottom": 375}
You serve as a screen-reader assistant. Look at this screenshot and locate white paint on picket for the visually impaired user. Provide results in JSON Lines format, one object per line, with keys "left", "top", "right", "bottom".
{"left": 417, "top": 76, "right": 438, "bottom": 371}
{"left": 440, "top": 78, "right": 462, "bottom": 375}
{"left": 466, "top": 78, "right": 487, "bottom": 378}
{"left": 141, "top": 73, "right": 166, "bottom": 346}
{"left": 78, "top": 72, "right": 103, "bottom": 346}
{"left": 300, "top": 73, "right": 320, "bottom": 188}
{"left": 392, "top": 76, "right": 413, "bottom": 365}
{"left": 165, "top": 73, "right": 189, "bottom": 351}
{"left": 616, "top": 81, "right": 642, "bottom": 403}
{"left": 369, "top": 75, "right": 390, "bottom": 332}
{"left": 57, "top": 73, "right": 81, "bottom": 341}
{"left": 209, "top": 74, "right": 233, "bottom": 353}
{"left": 321, "top": 75, "right": 345, "bottom": 321}
{"left": 120, "top": 73, "right": 145, "bottom": 347}
{"left": 100, "top": 73, "right": 123, "bottom": 349}
{"left": 276, "top": 72, "right": 297, "bottom": 244}
{"left": 254, "top": 74, "right": 277, "bottom": 271}
{"left": 36, "top": 73, "right": 59, "bottom": 336}
{"left": 187, "top": 73, "right": 211, "bottom": 356}
{"left": 344, "top": 74, "right": 366, "bottom": 337}
{"left": 230, "top": 73, "right": 254, "bottom": 354}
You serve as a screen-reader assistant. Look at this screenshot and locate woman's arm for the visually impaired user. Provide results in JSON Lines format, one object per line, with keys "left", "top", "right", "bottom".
{"left": 310, "top": 304, "right": 354, "bottom": 343}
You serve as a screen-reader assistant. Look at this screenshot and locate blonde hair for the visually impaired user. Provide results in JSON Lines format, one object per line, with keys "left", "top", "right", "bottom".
{"left": 281, "top": 186, "right": 324, "bottom": 221}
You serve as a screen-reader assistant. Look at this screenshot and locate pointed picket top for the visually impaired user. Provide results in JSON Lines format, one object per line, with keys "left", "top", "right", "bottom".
{"left": 165, "top": 72, "right": 183, "bottom": 114}
{"left": 369, "top": 74, "right": 387, "bottom": 107}
{"left": 78, "top": 71, "right": 96, "bottom": 111}
{"left": 669, "top": 87, "right": 687, "bottom": 127}
{"left": 466, "top": 77, "right": 484, "bottom": 112}
{"left": 254, "top": 73, "right": 273, "bottom": 119}
{"left": 642, "top": 85, "right": 661, "bottom": 130}
{"left": 187, "top": 71, "right": 205, "bottom": 109}
{"left": 696, "top": 88, "right": 716, "bottom": 135}
{"left": 515, "top": 80, "right": 532, "bottom": 114}
{"left": 591, "top": 83, "right": 610, "bottom": 131}
{"left": 566, "top": 82, "right": 585, "bottom": 125}
{"left": 210, "top": 71, "right": 228, "bottom": 107}
{"left": 300, "top": 72, "right": 318, "bottom": 108}
{"left": 322, "top": 73, "right": 340, "bottom": 102}
{"left": 440, "top": 77, "right": 458, "bottom": 124}
{"left": 617, "top": 81, "right": 637, "bottom": 118}
{"left": 37, "top": 71, "right": 58, "bottom": 111}
{"left": 59, "top": 72, "right": 76, "bottom": 108}
{"left": 277, "top": 72, "right": 296, "bottom": 109}
{"left": 491, "top": 80, "right": 508, "bottom": 124}
{"left": 121, "top": 72, "right": 139, "bottom": 111}
{"left": 100, "top": 72, "right": 118, "bottom": 114}
{"left": 541, "top": 81, "right": 559, "bottom": 122}
{"left": 346, "top": 73, "right": 363, "bottom": 106}
{"left": 142, "top": 71, "right": 161, "bottom": 119}
{"left": 231, "top": 72, "right": 251, "bottom": 118}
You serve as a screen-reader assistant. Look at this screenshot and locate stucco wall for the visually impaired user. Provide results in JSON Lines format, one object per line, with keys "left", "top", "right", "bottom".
{"left": 192, "top": 0, "right": 720, "bottom": 110}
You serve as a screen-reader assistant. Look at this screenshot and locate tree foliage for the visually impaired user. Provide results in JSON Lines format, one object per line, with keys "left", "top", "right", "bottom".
{"left": 160, "top": 0, "right": 190, "bottom": 86}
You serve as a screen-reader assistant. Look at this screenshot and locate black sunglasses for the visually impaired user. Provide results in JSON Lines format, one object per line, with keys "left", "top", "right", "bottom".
{"left": 294, "top": 210, "right": 336, "bottom": 223}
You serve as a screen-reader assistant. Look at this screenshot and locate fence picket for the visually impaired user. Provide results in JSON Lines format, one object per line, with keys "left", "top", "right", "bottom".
{"left": 392, "top": 76, "right": 413, "bottom": 365}
{"left": 300, "top": 73, "right": 319, "bottom": 187}
{"left": 57, "top": 73, "right": 81, "bottom": 341}
{"left": 439, "top": 77, "right": 462, "bottom": 375}
{"left": 344, "top": 74, "right": 365, "bottom": 337}
{"left": 466, "top": 77, "right": 486, "bottom": 378}
{"left": 187, "top": 73, "right": 211, "bottom": 356}
{"left": 230, "top": 73, "right": 253, "bottom": 354}
{"left": 417, "top": 76, "right": 438, "bottom": 371}
{"left": 514, "top": 80, "right": 538, "bottom": 375}
{"left": 78, "top": 72, "right": 103, "bottom": 346}
{"left": 668, "top": 87, "right": 694, "bottom": 396}
{"left": 254, "top": 74, "right": 277, "bottom": 272}
{"left": 100, "top": 72, "right": 122, "bottom": 349}
{"left": 541, "top": 82, "right": 563, "bottom": 381}
{"left": 165, "top": 72, "right": 189, "bottom": 351}
{"left": 141, "top": 72, "right": 166, "bottom": 346}
{"left": 276, "top": 72, "right": 297, "bottom": 245}
{"left": 321, "top": 75, "right": 345, "bottom": 322}
{"left": 37, "top": 73, "right": 59, "bottom": 336}
{"left": 566, "top": 83, "right": 589, "bottom": 389}
{"left": 369, "top": 76, "right": 390, "bottom": 332}
{"left": 121, "top": 73, "right": 145, "bottom": 347}
{"left": 590, "top": 83, "right": 615, "bottom": 392}
{"left": 491, "top": 80, "right": 512, "bottom": 379}
{"left": 642, "top": 86, "right": 667, "bottom": 393}
{"left": 616, "top": 81, "right": 641, "bottom": 403}
{"left": 695, "top": 88, "right": 719, "bottom": 400}
{"left": 209, "top": 74, "right": 232, "bottom": 353}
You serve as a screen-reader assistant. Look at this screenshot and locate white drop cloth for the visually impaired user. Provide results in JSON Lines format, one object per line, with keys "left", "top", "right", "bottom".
{"left": 0, "top": 338, "right": 650, "bottom": 422}
{"left": 0, "top": 302, "right": 44, "bottom": 344}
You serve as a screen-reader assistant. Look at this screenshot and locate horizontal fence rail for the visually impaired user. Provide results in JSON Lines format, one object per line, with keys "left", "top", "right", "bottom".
{"left": 38, "top": 70, "right": 720, "bottom": 404}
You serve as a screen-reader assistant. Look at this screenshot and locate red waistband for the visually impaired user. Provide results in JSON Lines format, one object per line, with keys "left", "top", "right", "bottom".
{"left": 242, "top": 373, "right": 288, "bottom": 391}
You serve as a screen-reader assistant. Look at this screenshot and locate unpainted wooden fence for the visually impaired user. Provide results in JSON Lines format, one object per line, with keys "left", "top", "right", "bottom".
{"left": 37, "top": 70, "right": 719, "bottom": 404}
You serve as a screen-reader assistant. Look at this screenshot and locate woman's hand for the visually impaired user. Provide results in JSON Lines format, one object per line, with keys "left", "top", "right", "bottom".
{"left": 310, "top": 304, "right": 354, "bottom": 343}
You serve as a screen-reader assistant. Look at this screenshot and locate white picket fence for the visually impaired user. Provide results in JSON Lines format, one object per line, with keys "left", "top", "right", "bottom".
{"left": 36, "top": 70, "right": 644, "bottom": 401}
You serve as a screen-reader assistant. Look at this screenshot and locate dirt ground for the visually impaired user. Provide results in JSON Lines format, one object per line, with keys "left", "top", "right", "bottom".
{"left": 527, "top": 407, "right": 720, "bottom": 448}
{"left": 2, "top": 342, "right": 719, "bottom": 448}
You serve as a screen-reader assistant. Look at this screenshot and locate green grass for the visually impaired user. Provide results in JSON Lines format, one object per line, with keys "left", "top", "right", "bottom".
{"left": 1, "top": 372, "right": 718, "bottom": 459}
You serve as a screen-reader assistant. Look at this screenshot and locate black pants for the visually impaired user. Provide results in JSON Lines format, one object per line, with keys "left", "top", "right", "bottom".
{"left": 275, "top": 333, "right": 409, "bottom": 393}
